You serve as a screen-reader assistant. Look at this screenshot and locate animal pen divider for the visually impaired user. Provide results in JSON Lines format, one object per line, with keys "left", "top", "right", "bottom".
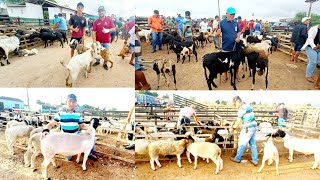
{"left": 135, "top": 108, "right": 320, "bottom": 162}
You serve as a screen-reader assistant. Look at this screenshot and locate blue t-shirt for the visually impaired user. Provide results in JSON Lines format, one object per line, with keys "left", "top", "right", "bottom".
{"left": 238, "top": 103, "right": 256, "bottom": 128}
{"left": 175, "top": 16, "right": 184, "bottom": 30}
{"left": 219, "top": 19, "right": 240, "bottom": 51}
{"left": 54, "top": 109, "right": 83, "bottom": 133}
{"left": 57, "top": 17, "right": 68, "bottom": 31}
{"left": 255, "top": 23, "right": 261, "bottom": 32}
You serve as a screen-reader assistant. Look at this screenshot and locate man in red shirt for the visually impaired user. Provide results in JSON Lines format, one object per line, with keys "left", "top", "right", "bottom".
{"left": 238, "top": 16, "right": 245, "bottom": 39}
{"left": 68, "top": 2, "right": 87, "bottom": 58}
{"left": 92, "top": 6, "right": 115, "bottom": 70}
{"left": 249, "top": 19, "right": 255, "bottom": 35}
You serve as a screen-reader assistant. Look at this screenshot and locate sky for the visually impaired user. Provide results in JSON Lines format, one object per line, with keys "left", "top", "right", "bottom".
{"left": 135, "top": 0, "right": 320, "bottom": 21}
{"left": 0, "top": 88, "right": 134, "bottom": 111}
{"left": 56, "top": 0, "right": 135, "bottom": 18}
{"left": 154, "top": 91, "right": 320, "bottom": 107}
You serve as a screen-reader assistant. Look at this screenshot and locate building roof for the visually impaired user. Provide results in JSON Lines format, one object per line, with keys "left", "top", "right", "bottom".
{"left": 6, "top": 0, "right": 95, "bottom": 16}
{"left": 0, "top": 96, "right": 24, "bottom": 102}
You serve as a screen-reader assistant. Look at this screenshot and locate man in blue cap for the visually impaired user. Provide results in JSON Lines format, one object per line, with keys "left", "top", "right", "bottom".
{"left": 216, "top": 7, "right": 241, "bottom": 82}
{"left": 42, "top": 94, "right": 98, "bottom": 161}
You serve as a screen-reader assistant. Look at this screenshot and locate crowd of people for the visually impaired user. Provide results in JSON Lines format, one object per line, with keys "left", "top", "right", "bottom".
{"left": 137, "top": 7, "right": 320, "bottom": 89}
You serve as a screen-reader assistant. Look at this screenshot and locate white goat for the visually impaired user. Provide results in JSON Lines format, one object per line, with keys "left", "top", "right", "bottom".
{"left": 60, "top": 42, "right": 102, "bottom": 87}
{"left": 138, "top": 29, "right": 151, "bottom": 42}
{"left": 5, "top": 125, "right": 34, "bottom": 155}
{"left": 148, "top": 139, "right": 189, "bottom": 170}
{"left": 257, "top": 136, "right": 280, "bottom": 175}
{"left": 186, "top": 142, "right": 223, "bottom": 174}
{"left": 40, "top": 124, "right": 96, "bottom": 179}
{"left": 273, "top": 129, "right": 320, "bottom": 169}
{"left": 6, "top": 120, "right": 28, "bottom": 129}
{"left": 0, "top": 35, "right": 20, "bottom": 66}
{"left": 18, "top": 48, "right": 38, "bottom": 57}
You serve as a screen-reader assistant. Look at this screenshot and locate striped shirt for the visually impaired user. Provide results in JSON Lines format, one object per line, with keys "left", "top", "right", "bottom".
{"left": 54, "top": 109, "right": 83, "bottom": 133}
{"left": 237, "top": 103, "right": 256, "bottom": 128}
{"left": 183, "top": 18, "right": 192, "bottom": 38}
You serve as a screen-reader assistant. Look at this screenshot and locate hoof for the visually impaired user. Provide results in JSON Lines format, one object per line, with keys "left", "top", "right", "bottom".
{"left": 215, "top": 172, "right": 218, "bottom": 175}
{"left": 56, "top": 166, "right": 60, "bottom": 169}
{"left": 33, "top": 168, "right": 37, "bottom": 172}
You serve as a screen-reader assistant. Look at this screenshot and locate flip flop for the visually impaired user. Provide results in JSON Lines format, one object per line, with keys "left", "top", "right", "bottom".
{"left": 306, "top": 77, "right": 315, "bottom": 83}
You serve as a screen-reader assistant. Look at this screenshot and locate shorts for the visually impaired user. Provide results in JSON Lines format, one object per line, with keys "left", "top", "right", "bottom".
{"left": 129, "top": 43, "right": 135, "bottom": 54}
{"left": 294, "top": 44, "right": 303, "bottom": 51}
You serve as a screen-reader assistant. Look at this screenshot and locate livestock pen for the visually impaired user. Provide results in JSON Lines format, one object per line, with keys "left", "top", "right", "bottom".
{"left": 0, "top": 110, "right": 135, "bottom": 180}
{"left": 135, "top": 105, "right": 320, "bottom": 180}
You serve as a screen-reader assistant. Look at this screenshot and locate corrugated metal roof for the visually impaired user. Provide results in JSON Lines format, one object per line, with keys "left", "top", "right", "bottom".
{"left": 0, "top": 96, "right": 24, "bottom": 102}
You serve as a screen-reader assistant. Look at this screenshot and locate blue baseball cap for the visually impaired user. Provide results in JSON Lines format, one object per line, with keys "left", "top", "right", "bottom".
{"left": 227, "top": 7, "right": 236, "bottom": 14}
{"left": 67, "top": 94, "right": 77, "bottom": 101}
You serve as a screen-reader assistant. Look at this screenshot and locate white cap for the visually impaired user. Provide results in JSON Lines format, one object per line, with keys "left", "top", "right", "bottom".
{"left": 302, "top": 17, "right": 310, "bottom": 23}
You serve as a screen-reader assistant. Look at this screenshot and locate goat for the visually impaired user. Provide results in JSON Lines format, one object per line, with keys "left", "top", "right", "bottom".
{"left": 257, "top": 135, "right": 280, "bottom": 175}
{"left": 152, "top": 58, "right": 177, "bottom": 90}
{"left": 60, "top": 42, "right": 102, "bottom": 87}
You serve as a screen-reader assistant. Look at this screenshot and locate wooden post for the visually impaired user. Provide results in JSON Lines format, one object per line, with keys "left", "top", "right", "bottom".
{"left": 301, "top": 111, "right": 307, "bottom": 125}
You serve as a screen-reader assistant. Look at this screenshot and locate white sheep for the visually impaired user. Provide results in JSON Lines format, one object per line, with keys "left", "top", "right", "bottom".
{"left": 257, "top": 136, "right": 280, "bottom": 175}
{"left": 24, "top": 125, "right": 60, "bottom": 170}
{"left": 138, "top": 29, "right": 151, "bottom": 42}
{"left": 186, "top": 141, "right": 223, "bottom": 174}
{"left": 148, "top": 139, "right": 189, "bottom": 170}
{"left": 5, "top": 125, "right": 34, "bottom": 155}
{"left": 273, "top": 129, "right": 320, "bottom": 169}
{"left": 60, "top": 42, "right": 102, "bottom": 87}
{"left": 40, "top": 123, "right": 96, "bottom": 179}
{"left": 6, "top": 120, "right": 28, "bottom": 129}
{"left": 135, "top": 139, "right": 153, "bottom": 155}
{"left": 0, "top": 35, "right": 20, "bottom": 66}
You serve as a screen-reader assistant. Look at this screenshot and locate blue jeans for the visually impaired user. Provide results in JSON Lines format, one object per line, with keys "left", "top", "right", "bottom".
{"left": 96, "top": 43, "right": 110, "bottom": 64}
{"left": 65, "top": 131, "right": 95, "bottom": 160}
{"left": 135, "top": 56, "right": 141, "bottom": 70}
{"left": 151, "top": 32, "right": 163, "bottom": 50}
{"left": 235, "top": 126, "right": 259, "bottom": 164}
{"left": 178, "top": 28, "right": 183, "bottom": 36}
{"left": 306, "top": 46, "right": 320, "bottom": 77}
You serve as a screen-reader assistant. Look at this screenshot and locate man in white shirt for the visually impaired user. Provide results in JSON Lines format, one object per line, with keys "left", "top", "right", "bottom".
{"left": 199, "top": 18, "right": 208, "bottom": 33}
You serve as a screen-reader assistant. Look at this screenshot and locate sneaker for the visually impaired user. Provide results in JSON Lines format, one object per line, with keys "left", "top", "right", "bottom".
{"left": 88, "top": 154, "right": 98, "bottom": 161}
{"left": 249, "top": 160, "right": 258, "bottom": 166}
{"left": 103, "top": 64, "right": 109, "bottom": 70}
{"left": 230, "top": 157, "right": 241, "bottom": 163}
{"left": 92, "top": 62, "right": 100, "bottom": 66}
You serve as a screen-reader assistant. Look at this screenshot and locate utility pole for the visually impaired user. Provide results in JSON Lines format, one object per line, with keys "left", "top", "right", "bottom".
{"left": 305, "top": 0, "right": 319, "bottom": 17}
{"left": 218, "top": 0, "right": 221, "bottom": 18}
{"left": 26, "top": 88, "right": 30, "bottom": 112}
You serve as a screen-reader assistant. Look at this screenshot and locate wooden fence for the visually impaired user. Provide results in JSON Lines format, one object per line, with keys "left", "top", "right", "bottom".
{"left": 277, "top": 33, "right": 308, "bottom": 62}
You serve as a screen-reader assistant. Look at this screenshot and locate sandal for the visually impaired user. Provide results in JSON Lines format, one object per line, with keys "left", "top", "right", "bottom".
{"left": 306, "top": 77, "right": 315, "bottom": 83}
{"left": 222, "top": 78, "right": 228, "bottom": 83}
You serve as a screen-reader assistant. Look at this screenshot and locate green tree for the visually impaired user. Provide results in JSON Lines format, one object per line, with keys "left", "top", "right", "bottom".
{"left": 251, "top": 101, "right": 256, "bottom": 105}
{"left": 222, "top": 15, "right": 226, "bottom": 19}
{"left": 36, "top": 100, "right": 45, "bottom": 105}
{"left": 189, "top": 96, "right": 196, "bottom": 101}
{"left": 294, "top": 12, "right": 320, "bottom": 26}
{"left": 221, "top": 101, "right": 227, "bottom": 105}
{"left": 162, "top": 93, "right": 170, "bottom": 99}
{"left": 108, "top": 107, "right": 118, "bottom": 111}
{"left": 215, "top": 100, "right": 220, "bottom": 104}
{"left": 138, "top": 90, "right": 158, "bottom": 97}
{"left": 306, "top": 103, "right": 312, "bottom": 106}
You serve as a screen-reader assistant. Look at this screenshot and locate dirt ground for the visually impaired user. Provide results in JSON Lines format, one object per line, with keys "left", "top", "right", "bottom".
{"left": 0, "top": 36, "right": 134, "bottom": 87}
{"left": 140, "top": 41, "right": 320, "bottom": 90}
{"left": 0, "top": 130, "right": 134, "bottom": 180}
{"left": 135, "top": 141, "right": 320, "bottom": 180}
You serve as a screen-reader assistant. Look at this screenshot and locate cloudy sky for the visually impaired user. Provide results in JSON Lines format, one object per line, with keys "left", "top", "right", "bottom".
{"left": 136, "top": 0, "right": 320, "bottom": 21}
{"left": 155, "top": 91, "right": 320, "bottom": 107}
{"left": 0, "top": 88, "right": 134, "bottom": 111}
{"left": 56, "top": 0, "right": 135, "bottom": 18}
